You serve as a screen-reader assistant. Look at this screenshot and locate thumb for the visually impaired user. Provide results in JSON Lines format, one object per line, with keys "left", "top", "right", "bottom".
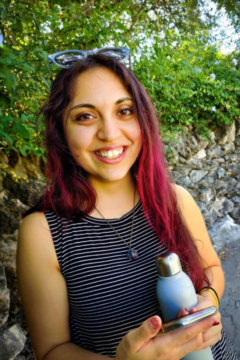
{"left": 131, "top": 316, "right": 162, "bottom": 351}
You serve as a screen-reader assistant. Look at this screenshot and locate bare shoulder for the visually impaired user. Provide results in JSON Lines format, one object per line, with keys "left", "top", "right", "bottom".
{"left": 18, "top": 211, "right": 59, "bottom": 270}
{"left": 171, "top": 183, "right": 196, "bottom": 214}
{"left": 19, "top": 211, "right": 50, "bottom": 235}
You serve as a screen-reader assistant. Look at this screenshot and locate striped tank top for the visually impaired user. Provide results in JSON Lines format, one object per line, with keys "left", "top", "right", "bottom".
{"left": 45, "top": 201, "right": 237, "bottom": 359}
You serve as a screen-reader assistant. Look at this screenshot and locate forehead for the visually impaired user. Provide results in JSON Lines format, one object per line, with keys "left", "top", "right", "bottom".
{"left": 71, "top": 67, "right": 130, "bottom": 105}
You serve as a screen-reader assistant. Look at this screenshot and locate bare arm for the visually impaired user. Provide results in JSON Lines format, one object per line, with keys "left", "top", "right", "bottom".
{"left": 17, "top": 212, "right": 112, "bottom": 360}
{"left": 174, "top": 184, "right": 224, "bottom": 306}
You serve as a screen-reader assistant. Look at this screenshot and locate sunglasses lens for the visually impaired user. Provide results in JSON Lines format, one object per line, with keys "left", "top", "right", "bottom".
{"left": 54, "top": 52, "right": 85, "bottom": 67}
{"left": 97, "top": 48, "right": 128, "bottom": 61}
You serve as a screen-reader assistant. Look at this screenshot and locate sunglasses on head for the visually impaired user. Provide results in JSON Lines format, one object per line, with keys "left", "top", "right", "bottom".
{"left": 47, "top": 47, "right": 131, "bottom": 85}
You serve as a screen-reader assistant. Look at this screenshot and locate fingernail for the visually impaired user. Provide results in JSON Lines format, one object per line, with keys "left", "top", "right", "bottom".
{"left": 184, "top": 307, "right": 188, "bottom": 312}
{"left": 150, "top": 318, "right": 159, "bottom": 329}
{"left": 212, "top": 321, "right": 220, "bottom": 326}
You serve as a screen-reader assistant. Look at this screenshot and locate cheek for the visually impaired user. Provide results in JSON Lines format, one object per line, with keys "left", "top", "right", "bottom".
{"left": 64, "top": 128, "right": 91, "bottom": 157}
{"left": 133, "top": 123, "right": 142, "bottom": 149}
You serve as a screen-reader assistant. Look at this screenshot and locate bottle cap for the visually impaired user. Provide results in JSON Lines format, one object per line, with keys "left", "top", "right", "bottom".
{"left": 156, "top": 251, "right": 182, "bottom": 277}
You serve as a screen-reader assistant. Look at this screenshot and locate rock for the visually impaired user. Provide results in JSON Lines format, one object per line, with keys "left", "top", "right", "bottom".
{"left": 209, "top": 215, "right": 240, "bottom": 252}
{"left": 208, "top": 131, "right": 216, "bottom": 144}
{"left": 224, "top": 154, "right": 238, "bottom": 162}
{"left": 0, "top": 324, "right": 26, "bottom": 360}
{"left": 218, "top": 122, "right": 236, "bottom": 145}
{"left": 187, "top": 158, "right": 202, "bottom": 169}
{"left": 0, "top": 261, "right": 10, "bottom": 327}
{"left": 235, "top": 118, "right": 240, "bottom": 136}
{"left": 178, "top": 145, "right": 192, "bottom": 159}
{"left": 175, "top": 167, "right": 190, "bottom": 177}
{"left": 235, "top": 137, "right": 240, "bottom": 146}
{"left": 226, "top": 163, "right": 240, "bottom": 176}
{"left": 0, "top": 150, "right": 9, "bottom": 168}
{"left": 197, "top": 178, "right": 211, "bottom": 189}
{"left": 176, "top": 176, "right": 192, "bottom": 187}
{"left": 189, "top": 170, "right": 208, "bottom": 183}
{"left": 4, "top": 177, "right": 45, "bottom": 207}
{"left": 21, "top": 155, "right": 44, "bottom": 180}
{"left": 0, "top": 234, "right": 18, "bottom": 275}
{"left": 232, "top": 196, "right": 240, "bottom": 204}
{"left": 197, "top": 188, "right": 216, "bottom": 202}
{"left": 221, "top": 142, "right": 235, "bottom": 155}
{"left": 215, "top": 158, "right": 225, "bottom": 164}
{"left": 0, "top": 199, "right": 29, "bottom": 235}
{"left": 214, "top": 180, "right": 227, "bottom": 190}
{"left": 178, "top": 156, "right": 187, "bottom": 164}
{"left": 207, "top": 146, "right": 222, "bottom": 158}
{"left": 195, "top": 133, "right": 210, "bottom": 148}
{"left": 211, "top": 198, "right": 235, "bottom": 217}
{"left": 193, "top": 149, "right": 206, "bottom": 159}
{"left": 0, "top": 190, "right": 11, "bottom": 202}
{"left": 230, "top": 206, "right": 240, "bottom": 222}
{"left": 204, "top": 209, "right": 218, "bottom": 229}
{"left": 216, "top": 167, "right": 226, "bottom": 179}
{"left": 170, "top": 170, "right": 179, "bottom": 182}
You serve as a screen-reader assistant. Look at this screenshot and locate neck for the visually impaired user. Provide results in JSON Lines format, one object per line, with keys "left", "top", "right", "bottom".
{"left": 88, "top": 175, "right": 140, "bottom": 219}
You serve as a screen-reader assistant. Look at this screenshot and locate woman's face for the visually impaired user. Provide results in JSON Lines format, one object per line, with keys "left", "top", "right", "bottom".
{"left": 63, "top": 67, "right": 142, "bottom": 187}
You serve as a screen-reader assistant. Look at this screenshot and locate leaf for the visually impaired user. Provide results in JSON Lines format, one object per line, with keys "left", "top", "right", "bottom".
{"left": 21, "top": 63, "right": 36, "bottom": 72}
{"left": 19, "top": 146, "right": 27, "bottom": 157}
{"left": 114, "top": 22, "right": 127, "bottom": 31}
{"left": 0, "top": 68, "right": 15, "bottom": 91}
{"left": 40, "top": 75, "right": 51, "bottom": 88}
{"left": 0, "top": 129, "right": 13, "bottom": 145}
{"left": 13, "top": 123, "right": 30, "bottom": 138}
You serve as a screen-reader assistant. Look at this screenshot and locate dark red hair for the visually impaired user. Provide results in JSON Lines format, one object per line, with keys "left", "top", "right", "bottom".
{"left": 29, "top": 54, "right": 207, "bottom": 290}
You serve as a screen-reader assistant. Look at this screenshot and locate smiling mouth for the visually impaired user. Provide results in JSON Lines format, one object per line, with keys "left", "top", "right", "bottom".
{"left": 95, "top": 147, "right": 124, "bottom": 159}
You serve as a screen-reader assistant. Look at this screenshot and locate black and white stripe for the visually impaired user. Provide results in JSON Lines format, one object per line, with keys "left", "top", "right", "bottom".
{"left": 45, "top": 201, "right": 237, "bottom": 359}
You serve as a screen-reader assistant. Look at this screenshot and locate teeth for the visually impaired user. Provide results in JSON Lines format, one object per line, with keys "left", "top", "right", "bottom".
{"left": 96, "top": 148, "right": 124, "bottom": 159}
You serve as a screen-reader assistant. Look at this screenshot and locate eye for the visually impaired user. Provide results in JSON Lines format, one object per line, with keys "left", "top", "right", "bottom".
{"left": 118, "top": 108, "right": 134, "bottom": 116}
{"left": 75, "top": 113, "right": 94, "bottom": 122}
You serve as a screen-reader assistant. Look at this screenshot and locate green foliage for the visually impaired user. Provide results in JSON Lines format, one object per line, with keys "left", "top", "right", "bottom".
{"left": 134, "top": 32, "right": 240, "bottom": 135}
{"left": 0, "top": 0, "right": 239, "bottom": 161}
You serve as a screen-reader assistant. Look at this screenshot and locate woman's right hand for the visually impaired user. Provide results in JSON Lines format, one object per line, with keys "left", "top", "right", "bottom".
{"left": 115, "top": 314, "right": 219, "bottom": 360}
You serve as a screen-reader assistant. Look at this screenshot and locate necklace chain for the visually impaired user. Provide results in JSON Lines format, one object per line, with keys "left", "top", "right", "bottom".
{"left": 95, "top": 189, "right": 138, "bottom": 260}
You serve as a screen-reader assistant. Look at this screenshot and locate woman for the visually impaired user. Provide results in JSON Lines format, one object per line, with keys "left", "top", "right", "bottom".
{"left": 17, "top": 50, "right": 237, "bottom": 360}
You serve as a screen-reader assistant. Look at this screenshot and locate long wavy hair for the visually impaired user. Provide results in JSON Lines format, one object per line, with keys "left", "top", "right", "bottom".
{"left": 28, "top": 54, "right": 207, "bottom": 290}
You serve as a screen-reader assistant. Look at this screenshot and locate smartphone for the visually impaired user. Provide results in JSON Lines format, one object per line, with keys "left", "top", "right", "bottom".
{"left": 156, "top": 306, "right": 218, "bottom": 335}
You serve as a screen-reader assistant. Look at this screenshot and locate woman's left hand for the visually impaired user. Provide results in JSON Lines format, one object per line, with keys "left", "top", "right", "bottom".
{"left": 178, "top": 294, "right": 222, "bottom": 350}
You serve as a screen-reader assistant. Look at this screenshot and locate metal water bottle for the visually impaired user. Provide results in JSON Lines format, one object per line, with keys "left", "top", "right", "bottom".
{"left": 156, "top": 251, "right": 214, "bottom": 360}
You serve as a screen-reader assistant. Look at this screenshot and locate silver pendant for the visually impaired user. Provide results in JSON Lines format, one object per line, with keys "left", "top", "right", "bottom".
{"left": 127, "top": 249, "right": 138, "bottom": 260}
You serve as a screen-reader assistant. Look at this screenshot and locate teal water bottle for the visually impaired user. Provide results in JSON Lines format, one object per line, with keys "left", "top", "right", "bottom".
{"left": 156, "top": 251, "right": 214, "bottom": 360}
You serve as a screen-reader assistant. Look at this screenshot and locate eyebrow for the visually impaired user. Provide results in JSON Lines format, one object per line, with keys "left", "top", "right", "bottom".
{"left": 68, "top": 97, "right": 133, "bottom": 112}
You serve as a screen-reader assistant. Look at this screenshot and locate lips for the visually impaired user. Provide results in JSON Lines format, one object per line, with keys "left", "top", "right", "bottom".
{"left": 95, "top": 147, "right": 124, "bottom": 159}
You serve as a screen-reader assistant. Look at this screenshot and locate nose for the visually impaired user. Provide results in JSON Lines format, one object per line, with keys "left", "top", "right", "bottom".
{"left": 97, "top": 116, "right": 121, "bottom": 142}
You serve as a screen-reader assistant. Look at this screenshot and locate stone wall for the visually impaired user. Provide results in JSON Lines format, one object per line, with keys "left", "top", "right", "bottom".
{"left": 166, "top": 120, "right": 240, "bottom": 252}
{"left": 0, "top": 121, "right": 239, "bottom": 359}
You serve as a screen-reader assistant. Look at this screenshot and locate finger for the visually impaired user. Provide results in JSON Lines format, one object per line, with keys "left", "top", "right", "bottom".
{"left": 189, "top": 307, "right": 197, "bottom": 314}
{"left": 199, "top": 322, "right": 222, "bottom": 349}
{"left": 172, "top": 315, "right": 217, "bottom": 348}
{"left": 125, "top": 316, "right": 162, "bottom": 352}
{"left": 174, "top": 319, "right": 219, "bottom": 358}
{"left": 178, "top": 308, "right": 189, "bottom": 318}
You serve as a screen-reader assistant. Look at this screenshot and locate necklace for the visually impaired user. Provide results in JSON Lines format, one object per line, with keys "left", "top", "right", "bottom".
{"left": 95, "top": 190, "right": 138, "bottom": 261}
